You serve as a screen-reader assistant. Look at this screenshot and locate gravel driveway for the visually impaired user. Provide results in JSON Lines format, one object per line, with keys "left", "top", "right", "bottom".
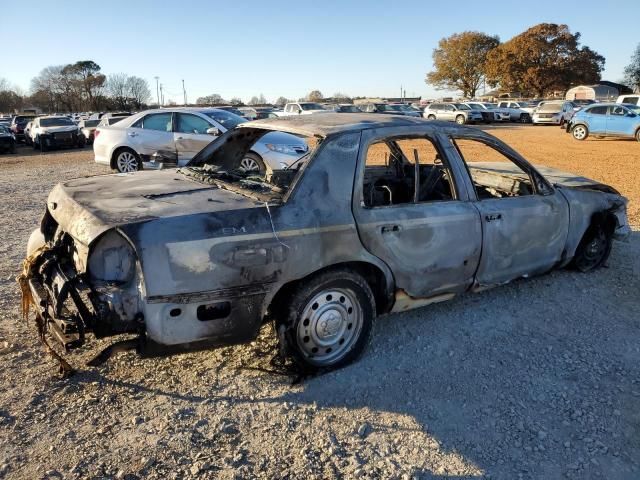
{"left": 0, "top": 142, "right": 638, "bottom": 480}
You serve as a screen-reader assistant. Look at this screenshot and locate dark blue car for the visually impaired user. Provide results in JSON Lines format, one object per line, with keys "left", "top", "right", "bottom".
{"left": 570, "top": 103, "right": 640, "bottom": 141}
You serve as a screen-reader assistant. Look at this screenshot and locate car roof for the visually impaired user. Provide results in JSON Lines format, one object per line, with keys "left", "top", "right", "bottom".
{"left": 239, "top": 113, "right": 472, "bottom": 137}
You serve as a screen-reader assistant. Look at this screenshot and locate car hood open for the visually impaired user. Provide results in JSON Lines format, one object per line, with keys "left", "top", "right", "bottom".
{"left": 47, "top": 170, "right": 263, "bottom": 246}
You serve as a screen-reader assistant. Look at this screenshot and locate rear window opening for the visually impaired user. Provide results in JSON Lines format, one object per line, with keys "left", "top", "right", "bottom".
{"left": 179, "top": 129, "right": 321, "bottom": 202}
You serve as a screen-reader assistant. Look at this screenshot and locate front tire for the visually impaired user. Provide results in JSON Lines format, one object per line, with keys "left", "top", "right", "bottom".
{"left": 427, "top": 114, "right": 436, "bottom": 120}
{"left": 572, "top": 124, "right": 589, "bottom": 141}
{"left": 519, "top": 114, "right": 530, "bottom": 123}
{"left": 636, "top": 129, "right": 640, "bottom": 142}
{"left": 276, "top": 269, "right": 375, "bottom": 372}
{"left": 114, "top": 148, "right": 141, "bottom": 173}
{"left": 239, "top": 152, "right": 266, "bottom": 175}
{"left": 455, "top": 115, "right": 466, "bottom": 125}
{"left": 571, "top": 224, "right": 612, "bottom": 272}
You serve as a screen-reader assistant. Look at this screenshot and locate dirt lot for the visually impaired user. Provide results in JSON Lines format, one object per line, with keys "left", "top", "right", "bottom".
{"left": 0, "top": 126, "right": 638, "bottom": 480}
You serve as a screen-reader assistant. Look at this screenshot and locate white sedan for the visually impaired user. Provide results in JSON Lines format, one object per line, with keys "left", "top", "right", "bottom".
{"left": 93, "top": 108, "right": 308, "bottom": 173}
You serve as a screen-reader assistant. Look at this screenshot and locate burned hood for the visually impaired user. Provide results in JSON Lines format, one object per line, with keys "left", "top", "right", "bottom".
{"left": 470, "top": 162, "right": 620, "bottom": 194}
{"left": 47, "top": 170, "right": 264, "bottom": 246}
{"left": 532, "top": 165, "right": 620, "bottom": 193}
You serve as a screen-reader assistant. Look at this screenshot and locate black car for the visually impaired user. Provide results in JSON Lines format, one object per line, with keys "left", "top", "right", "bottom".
{"left": 0, "top": 125, "right": 16, "bottom": 153}
{"left": 10, "top": 114, "right": 37, "bottom": 142}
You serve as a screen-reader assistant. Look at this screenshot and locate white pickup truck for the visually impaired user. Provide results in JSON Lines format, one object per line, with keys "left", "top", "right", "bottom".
{"left": 496, "top": 101, "right": 534, "bottom": 123}
{"left": 278, "top": 102, "right": 328, "bottom": 116}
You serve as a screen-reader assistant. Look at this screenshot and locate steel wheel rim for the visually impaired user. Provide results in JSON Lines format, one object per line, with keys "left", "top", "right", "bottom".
{"left": 573, "top": 126, "right": 586, "bottom": 139}
{"left": 577, "top": 230, "right": 607, "bottom": 270}
{"left": 240, "top": 157, "right": 260, "bottom": 173}
{"left": 117, "top": 152, "right": 138, "bottom": 172}
{"left": 296, "top": 288, "right": 363, "bottom": 366}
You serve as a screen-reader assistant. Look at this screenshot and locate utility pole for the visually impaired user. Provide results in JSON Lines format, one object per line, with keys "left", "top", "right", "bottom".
{"left": 154, "top": 76, "right": 160, "bottom": 107}
{"left": 160, "top": 84, "right": 164, "bottom": 106}
{"left": 182, "top": 79, "right": 187, "bottom": 106}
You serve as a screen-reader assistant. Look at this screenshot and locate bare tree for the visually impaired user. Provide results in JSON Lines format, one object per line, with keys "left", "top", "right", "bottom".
{"left": 126, "top": 76, "right": 151, "bottom": 109}
{"left": 106, "top": 73, "right": 129, "bottom": 110}
{"left": 306, "top": 90, "right": 323, "bottom": 101}
{"left": 30, "top": 66, "right": 64, "bottom": 112}
{"left": 275, "top": 96, "right": 290, "bottom": 107}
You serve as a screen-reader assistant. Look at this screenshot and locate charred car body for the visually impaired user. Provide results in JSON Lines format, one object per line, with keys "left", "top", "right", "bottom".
{"left": 21, "top": 114, "right": 630, "bottom": 371}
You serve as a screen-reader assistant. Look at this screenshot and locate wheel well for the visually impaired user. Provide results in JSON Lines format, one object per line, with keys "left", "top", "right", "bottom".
{"left": 110, "top": 146, "right": 137, "bottom": 169}
{"left": 267, "top": 261, "right": 393, "bottom": 320}
{"left": 589, "top": 211, "right": 617, "bottom": 236}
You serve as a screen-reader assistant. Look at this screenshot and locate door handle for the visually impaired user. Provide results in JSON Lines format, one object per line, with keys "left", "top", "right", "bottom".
{"left": 381, "top": 224, "right": 401, "bottom": 233}
{"left": 485, "top": 213, "right": 502, "bottom": 222}
{"left": 127, "top": 132, "right": 137, "bottom": 137}
{"left": 176, "top": 136, "right": 184, "bottom": 140}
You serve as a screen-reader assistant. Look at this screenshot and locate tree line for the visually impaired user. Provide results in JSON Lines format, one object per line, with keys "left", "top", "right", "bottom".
{"left": 0, "top": 60, "right": 151, "bottom": 113}
{"left": 427, "top": 24, "right": 640, "bottom": 98}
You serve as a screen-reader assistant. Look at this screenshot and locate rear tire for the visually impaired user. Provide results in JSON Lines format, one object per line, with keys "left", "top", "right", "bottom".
{"left": 276, "top": 269, "right": 375, "bottom": 372}
{"left": 519, "top": 114, "right": 530, "bottom": 123}
{"left": 114, "top": 148, "right": 141, "bottom": 173}
{"left": 572, "top": 124, "right": 589, "bottom": 141}
{"left": 571, "top": 224, "right": 612, "bottom": 272}
{"left": 636, "top": 129, "right": 640, "bottom": 142}
{"left": 427, "top": 114, "right": 436, "bottom": 120}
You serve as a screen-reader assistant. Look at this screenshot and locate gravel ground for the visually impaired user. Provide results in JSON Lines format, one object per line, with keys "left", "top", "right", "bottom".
{"left": 0, "top": 130, "right": 639, "bottom": 480}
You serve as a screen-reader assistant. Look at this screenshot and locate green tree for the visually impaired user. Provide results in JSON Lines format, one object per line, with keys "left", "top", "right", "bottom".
{"left": 62, "top": 61, "right": 106, "bottom": 110}
{"left": 485, "top": 24, "right": 604, "bottom": 97}
{"left": 426, "top": 31, "right": 500, "bottom": 98}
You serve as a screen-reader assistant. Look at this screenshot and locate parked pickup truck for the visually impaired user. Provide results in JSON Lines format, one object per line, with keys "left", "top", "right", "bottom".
{"left": 21, "top": 114, "right": 630, "bottom": 374}
{"left": 496, "top": 101, "right": 534, "bottom": 122}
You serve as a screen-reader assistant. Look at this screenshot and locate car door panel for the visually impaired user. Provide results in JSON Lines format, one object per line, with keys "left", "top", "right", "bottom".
{"left": 174, "top": 113, "right": 219, "bottom": 163}
{"left": 473, "top": 192, "right": 569, "bottom": 286}
{"left": 587, "top": 112, "right": 607, "bottom": 133}
{"left": 606, "top": 107, "right": 635, "bottom": 136}
{"left": 132, "top": 112, "right": 174, "bottom": 159}
{"left": 355, "top": 202, "right": 482, "bottom": 296}
{"left": 449, "top": 136, "right": 570, "bottom": 286}
{"left": 352, "top": 128, "right": 482, "bottom": 298}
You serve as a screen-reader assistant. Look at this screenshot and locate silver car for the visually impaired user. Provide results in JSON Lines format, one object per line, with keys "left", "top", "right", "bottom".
{"left": 423, "top": 103, "right": 484, "bottom": 124}
{"left": 93, "top": 108, "right": 308, "bottom": 173}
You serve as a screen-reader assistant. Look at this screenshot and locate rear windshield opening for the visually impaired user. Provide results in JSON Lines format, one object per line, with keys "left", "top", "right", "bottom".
{"left": 179, "top": 129, "right": 321, "bottom": 202}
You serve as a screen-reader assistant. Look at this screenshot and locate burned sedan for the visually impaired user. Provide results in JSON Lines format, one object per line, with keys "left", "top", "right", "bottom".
{"left": 20, "top": 114, "right": 630, "bottom": 372}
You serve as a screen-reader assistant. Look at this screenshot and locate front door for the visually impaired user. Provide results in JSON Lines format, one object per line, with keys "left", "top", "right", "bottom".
{"left": 174, "top": 112, "right": 219, "bottom": 164}
{"left": 352, "top": 130, "right": 482, "bottom": 298}
{"left": 606, "top": 105, "right": 635, "bottom": 136}
{"left": 450, "top": 136, "right": 569, "bottom": 286}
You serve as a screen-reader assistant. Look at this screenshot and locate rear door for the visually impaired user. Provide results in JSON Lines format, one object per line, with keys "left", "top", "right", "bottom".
{"left": 450, "top": 136, "right": 569, "bottom": 286}
{"left": 352, "top": 128, "right": 481, "bottom": 297}
{"left": 174, "top": 112, "right": 219, "bottom": 163}
{"left": 582, "top": 105, "right": 607, "bottom": 133}
{"left": 128, "top": 112, "right": 175, "bottom": 159}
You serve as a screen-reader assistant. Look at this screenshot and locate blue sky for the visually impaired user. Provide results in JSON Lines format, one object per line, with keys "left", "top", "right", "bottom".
{"left": 3, "top": 0, "right": 639, "bottom": 103}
